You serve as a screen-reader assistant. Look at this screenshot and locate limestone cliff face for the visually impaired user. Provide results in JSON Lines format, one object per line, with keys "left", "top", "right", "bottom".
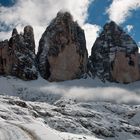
{"left": 37, "top": 12, "right": 88, "bottom": 81}
{"left": 89, "top": 21, "right": 139, "bottom": 83}
{"left": 112, "top": 52, "right": 139, "bottom": 83}
{"left": 0, "top": 26, "right": 38, "bottom": 80}
{"left": 0, "top": 19, "right": 140, "bottom": 83}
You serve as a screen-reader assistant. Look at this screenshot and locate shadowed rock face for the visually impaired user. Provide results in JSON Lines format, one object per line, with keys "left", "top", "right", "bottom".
{"left": 37, "top": 11, "right": 88, "bottom": 81}
{"left": 89, "top": 21, "right": 139, "bottom": 83}
{"left": 0, "top": 26, "right": 38, "bottom": 80}
{"left": 0, "top": 40, "right": 13, "bottom": 74}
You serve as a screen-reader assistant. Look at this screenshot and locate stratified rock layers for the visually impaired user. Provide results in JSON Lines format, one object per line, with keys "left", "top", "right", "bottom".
{"left": 37, "top": 12, "right": 88, "bottom": 81}
{"left": 89, "top": 21, "right": 139, "bottom": 83}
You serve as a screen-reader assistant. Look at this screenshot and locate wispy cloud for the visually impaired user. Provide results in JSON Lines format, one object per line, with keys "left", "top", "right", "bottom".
{"left": 16, "top": 78, "right": 140, "bottom": 104}
{"left": 126, "top": 25, "right": 133, "bottom": 33}
{"left": 0, "top": 0, "right": 100, "bottom": 54}
{"left": 138, "top": 42, "right": 140, "bottom": 47}
{"left": 107, "top": 0, "right": 140, "bottom": 24}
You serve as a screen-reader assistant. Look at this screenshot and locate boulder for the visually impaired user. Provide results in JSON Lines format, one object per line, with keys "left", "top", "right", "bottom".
{"left": 89, "top": 21, "right": 139, "bottom": 83}
{"left": 37, "top": 11, "right": 88, "bottom": 81}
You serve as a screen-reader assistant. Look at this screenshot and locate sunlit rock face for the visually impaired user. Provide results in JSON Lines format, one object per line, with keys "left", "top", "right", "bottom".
{"left": 112, "top": 52, "right": 139, "bottom": 83}
{"left": 89, "top": 21, "right": 139, "bottom": 83}
{"left": 0, "top": 26, "right": 38, "bottom": 80}
{"left": 37, "top": 11, "right": 88, "bottom": 81}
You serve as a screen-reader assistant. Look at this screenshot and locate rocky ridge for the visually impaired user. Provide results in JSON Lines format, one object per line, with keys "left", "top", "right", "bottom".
{"left": 0, "top": 12, "right": 140, "bottom": 83}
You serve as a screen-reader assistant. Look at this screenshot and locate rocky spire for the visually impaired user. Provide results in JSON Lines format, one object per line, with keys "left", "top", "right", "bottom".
{"left": 0, "top": 26, "right": 38, "bottom": 80}
{"left": 37, "top": 11, "right": 88, "bottom": 81}
{"left": 10, "top": 26, "right": 38, "bottom": 80}
{"left": 89, "top": 21, "right": 139, "bottom": 83}
{"left": 24, "top": 26, "right": 35, "bottom": 53}
{"left": 12, "top": 28, "right": 18, "bottom": 36}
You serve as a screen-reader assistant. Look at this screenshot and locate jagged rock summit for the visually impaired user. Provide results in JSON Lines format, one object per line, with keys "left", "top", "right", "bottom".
{"left": 0, "top": 26, "right": 38, "bottom": 80}
{"left": 89, "top": 21, "right": 139, "bottom": 83}
{"left": 1, "top": 17, "right": 140, "bottom": 84}
{"left": 37, "top": 11, "right": 88, "bottom": 81}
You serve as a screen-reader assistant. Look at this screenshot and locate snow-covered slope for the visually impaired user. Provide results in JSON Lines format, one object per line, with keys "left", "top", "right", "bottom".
{"left": 0, "top": 95, "right": 101, "bottom": 140}
{"left": 0, "top": 76, "right": 140, "bottom": 140}
{"left": 0, "top": 76, "right": 140, "bottom": 104}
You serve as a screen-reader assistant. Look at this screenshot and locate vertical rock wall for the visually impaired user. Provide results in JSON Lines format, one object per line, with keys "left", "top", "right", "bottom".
{"left": 37, "top": 12, "right": 88, "bottom": 81}
{"left": 89, "top": 21, "right": 139, "bottom": 83}
{"left": 0, "top": 26, "right": 38, "bottom": 80}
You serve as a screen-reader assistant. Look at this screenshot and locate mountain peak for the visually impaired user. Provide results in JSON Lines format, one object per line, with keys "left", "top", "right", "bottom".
{"left": 89, "top": 20, "right": 139, "bottom": 83}
{"left": 37, "top": 11, "right": 88, "bottom": 81}
{"left": 103, "top": 21, "right": 123, "bottom": 33}
{"left": 12, "top": 28, "right": 18, "bottom": 36}
{"left": 56, "top": 11, "right": 73, "bottom": 20}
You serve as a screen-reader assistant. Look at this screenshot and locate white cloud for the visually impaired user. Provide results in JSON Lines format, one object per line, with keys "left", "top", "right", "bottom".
{"left": 83, "top": 24, "right": 101, "bottom": 55}
{"left": 138, "top": 42, "right": 140, "bottom": 46}
{"left": 107, "top": 0, "right": 140, "bottom": 24}
{"left": 0, "top": 0, "right": 99, "bottom": 54}
{"left": 64, "top": 87, "right": 140, "bottom": 104}
{"left": 41, "top": 85, "right": 140, "bottom": 104}
{"left": 22, "top": 78, "right": 140, "bottom": 104}
{"left": 0, "top": 31, "right": 11, "bottom": 41}
{"left": 126, "top": 25, "right": 133, "bottom": 33}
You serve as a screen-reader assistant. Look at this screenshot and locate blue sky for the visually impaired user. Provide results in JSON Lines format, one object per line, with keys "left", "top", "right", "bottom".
{"left": 0, "top": 0, "right": 15, "bottom": 6}
{"left": 0, "top": 0, "right": 140, "bottom": 52}
{"left": 87, "top": 0, "right": 112, "bottom": 26}
{"left": 86, "top": 0, "right": 140, "bottom": 46}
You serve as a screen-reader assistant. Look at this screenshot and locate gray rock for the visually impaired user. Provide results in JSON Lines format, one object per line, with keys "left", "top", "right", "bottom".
{"left": 0, "top": 26, "right": 38, "bottom": 80}
{"left": 37, "top": 11, "right": 88, "bottom": 81}
{"left": 89, "top": 21, "right": 139, "bottom": 83}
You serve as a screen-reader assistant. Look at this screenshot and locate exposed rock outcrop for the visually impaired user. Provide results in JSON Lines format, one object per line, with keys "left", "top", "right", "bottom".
{"left": 0, "top": 40, "right": 13, "bottom": 74}
{"left": 89, "top": 21, "right": 139, "bottom": 83}
{"left": 37, "top": 11, "right": 88, "bottom": 81}
{"left": 112, "top": 52, "right": 139, "bottom": 83}
{"left": 0, "top": 26, "right": 38, "bottom": 80}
